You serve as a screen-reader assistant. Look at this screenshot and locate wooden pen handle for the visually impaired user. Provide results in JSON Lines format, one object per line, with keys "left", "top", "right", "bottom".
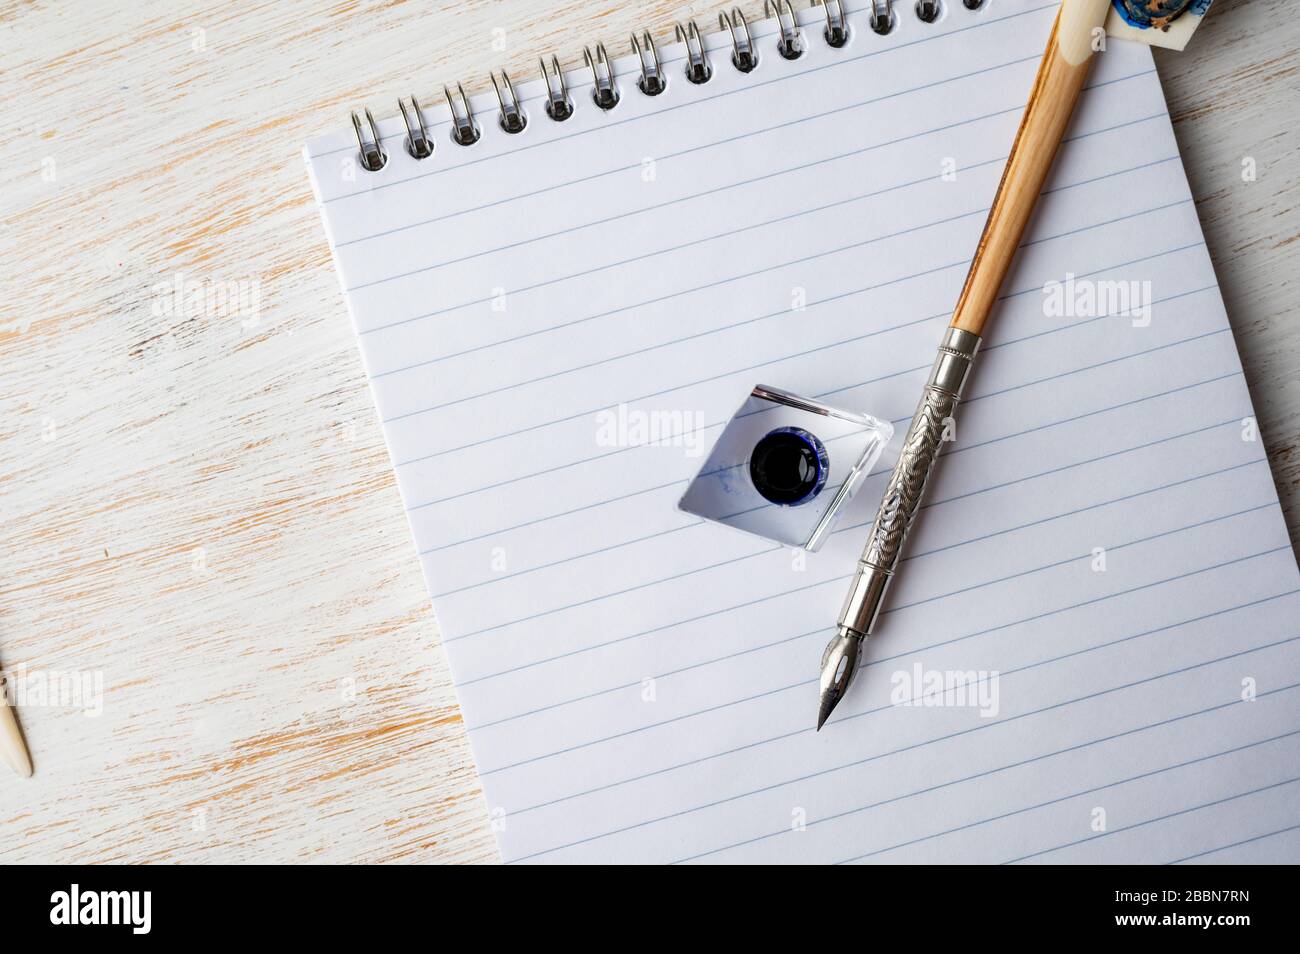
{"left": 950, "top": 0, "right": 1112, "bottom": 336}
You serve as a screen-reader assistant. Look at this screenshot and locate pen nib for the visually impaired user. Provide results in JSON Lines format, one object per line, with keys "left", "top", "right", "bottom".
{"left": 817, "top": 627, "right": 862, "bottom": 731}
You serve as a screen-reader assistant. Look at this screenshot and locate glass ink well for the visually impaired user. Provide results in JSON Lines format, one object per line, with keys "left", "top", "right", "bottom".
{"left": 679, "top": 385, "right": 894, "bottom": 551}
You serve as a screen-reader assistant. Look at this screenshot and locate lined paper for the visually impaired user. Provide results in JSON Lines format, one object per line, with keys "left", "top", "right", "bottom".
{"left": 305, "top": 0, "right": 1300, "bottom": 863}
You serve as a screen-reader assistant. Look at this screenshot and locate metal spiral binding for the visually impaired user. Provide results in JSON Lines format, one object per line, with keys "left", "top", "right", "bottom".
{"left": 766, "top": 0, "right": 803, "bottom": 60}
{"left": 350, "top": 108, "right": 386, "bottom": 171}
{"left": 398, "top": 97, "right": 433, "bottom": 159}
{"left": 816, "top": 0, "right": 850, "bottom": 48}
{"left": 444, "top": 83, "right": 480, "bottom": 145}
{"left": 720, "top": 7, "right": 757, "bottom": 73}
{"left": 675, "top": 20, "right": 712, "bottom": 85}
{"left": 347, "top": 1, "right": 992, "bottom": 171}
{"left": 539, "top": 55, "right": 574, "bottom": 121}
{"left": 583, "top": 43, "right": 620, "bottom": 110}
{"left": 631, "top": 31, "right": 666, "bottom": 96}
{"left": 490, "top": 70, "right": 527, "bottom": 133}
{"left": 870, "top": 0, "right": 896, "bottom": 34}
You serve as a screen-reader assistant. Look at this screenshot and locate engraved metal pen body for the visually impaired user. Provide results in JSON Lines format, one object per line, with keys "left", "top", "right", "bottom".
{"left": 817, "top": 327, "right": 980, "bottom": 730}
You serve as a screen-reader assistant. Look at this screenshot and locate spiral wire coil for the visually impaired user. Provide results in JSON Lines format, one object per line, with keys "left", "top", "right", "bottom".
{"left": 349, "top": 0, "right": 986, "bottom": 171}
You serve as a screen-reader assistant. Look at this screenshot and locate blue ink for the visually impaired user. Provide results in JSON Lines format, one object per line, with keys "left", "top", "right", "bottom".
{"left": 749, "top": 427, "right": 829, "bottom": 507}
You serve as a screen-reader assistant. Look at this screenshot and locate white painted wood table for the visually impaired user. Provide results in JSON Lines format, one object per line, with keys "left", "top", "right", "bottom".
{"left": 0, "top": 0, "right": 1296, "bottom": 863}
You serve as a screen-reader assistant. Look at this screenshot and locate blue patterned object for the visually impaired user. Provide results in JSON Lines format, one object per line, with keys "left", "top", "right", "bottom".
{"left": 1112, "top": 0, "right": 1213, "bottom": 30}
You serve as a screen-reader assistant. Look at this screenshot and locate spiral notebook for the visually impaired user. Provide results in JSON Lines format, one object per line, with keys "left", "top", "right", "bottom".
{"left": 304, "top": 0, "right": 1300, "bottom": 863}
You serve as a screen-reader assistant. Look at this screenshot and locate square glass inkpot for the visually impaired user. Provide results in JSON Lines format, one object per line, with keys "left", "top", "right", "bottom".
{"left": 679, "top": 385, "right": 894, "bottom": 551}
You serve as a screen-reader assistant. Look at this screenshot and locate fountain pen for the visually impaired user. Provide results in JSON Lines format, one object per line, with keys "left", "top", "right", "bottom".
{"left": 817, "top": 0, "right": 1113, "bottom": 729}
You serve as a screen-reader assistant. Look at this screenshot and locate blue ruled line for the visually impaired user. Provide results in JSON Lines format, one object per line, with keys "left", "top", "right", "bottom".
{"left": 681, "top": 696, "right": 1300, "bottom": 863}
{"left": 343, "top": 97, "right": 1029, "bottom": 255}
{"left": 475, "top": 520, "right": 1283, "bottom": 778}
{"left": 382, "top": 211, "right": 989, "bottom": 422}
{"left": 415, "top": 277, "right": 1216, "bottom": 552}
{"left": 443, "top": 380, "right": 1248, "bottom": 642}
{"left": 368, "top": 123, "right": 1173, "bottom": 381}
{"left": 346, "top": 80, "right": 1161, "bottom": 296}
{"left": 430, "top": 322, "right": 1232, "bottom": 598}
{"left": 453, "top": 475, "right": 1264, "bottom": 650}
{"left": 1167, "top": 821, "right": 1300, "bottom": 864}
{"left": 348, "top": 115, "right": 1174, "bottom": 263}
{"left": 505, "top": 635, "right": 1300, "bottom": 862}
{"left": 825, "top": 717, "right": 1300, "bottom": 866}
{"left": 398, "top": 235, "right": 1208, "bottom": 492}
{"left": 454, "top": 429, "right": 1267, "bottom": 686}
{"left": 351, "top": 72, "right": 1160, "bottom": 330}
{"left": 494, "top": 559, "right": 1296, "bottom": 827}
{"left": 1003, "top": 775, "right": 1300, "bottom": 865}
{"left": 379, "top": 158, "right": 1183, "bottom": 425}
{"left": 468, "top": 573, "right": 1288, "bottom": 734}
{"left": 381, "top": 191, "right": 1188, "bottom": 431}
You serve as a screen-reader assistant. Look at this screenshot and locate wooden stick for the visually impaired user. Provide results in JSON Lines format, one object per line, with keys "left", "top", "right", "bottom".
{"left": 950, "top": 0, "right": 1113, "bottom": 336}
{"left": 0, "top": 696, "right": 33, "bottom": 778}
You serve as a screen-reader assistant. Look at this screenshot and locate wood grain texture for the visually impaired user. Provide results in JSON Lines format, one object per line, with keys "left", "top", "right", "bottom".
{"left": 951, "top": 0, "right": 1109, "bottom": 334}
{"left": 0, "top": 0, "right": 1295, "bottom": 864}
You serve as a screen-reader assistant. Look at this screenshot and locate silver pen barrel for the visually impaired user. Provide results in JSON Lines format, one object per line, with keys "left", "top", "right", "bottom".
{"left": 818, "top": 326, "right": 981, "bottom": 729}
